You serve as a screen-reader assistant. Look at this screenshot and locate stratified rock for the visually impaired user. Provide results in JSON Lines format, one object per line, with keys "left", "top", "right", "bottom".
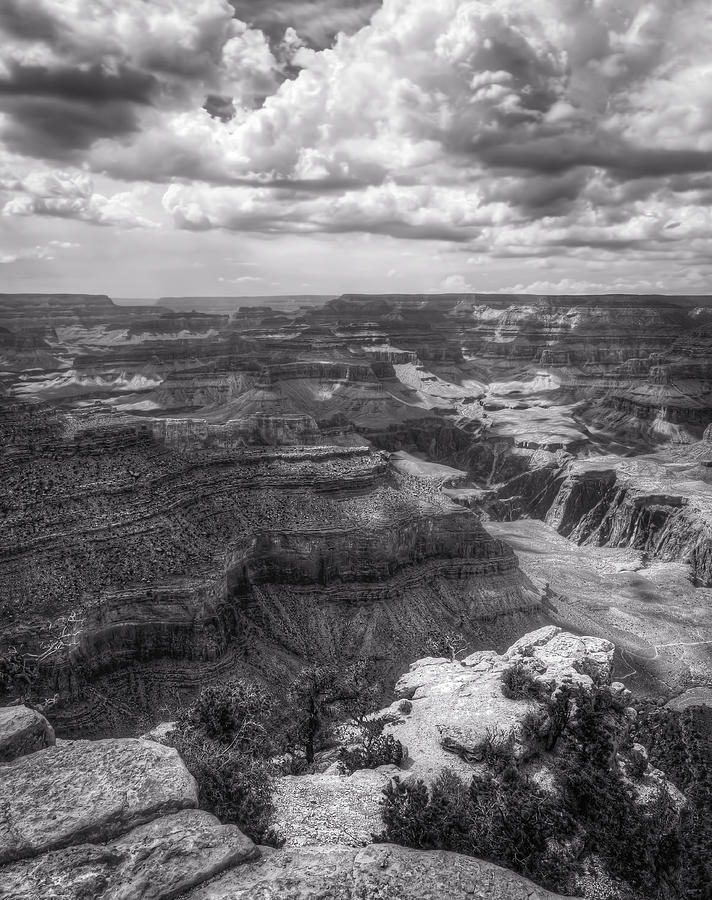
{"left": 0, "top": 705, "right": 55, "bottom": 762}
{"left": 387, "top": 626, "right": 614, "bottom": 779}
{"left": 273, "top": 766, "right": 400, "bottom": 847}
{"left": 183, "top": 843, "right": 576, "bottom": 899}
{"left": 0, "top": 810, "right": 257, "bottom": 900}
{"left": 0, "top": 738, "right": 197, "bottom": 864}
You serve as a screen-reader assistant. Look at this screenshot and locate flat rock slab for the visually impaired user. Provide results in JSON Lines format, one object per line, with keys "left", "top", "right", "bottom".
{"left": 0, "top": 706, "right": 55, "bottom": 762}
{"left": 183, "top": 843, "right": 578, "bottom": 899}
{"left": 274, "top": 767, "right": 399, "bottom": 847}
{"left": 0, "top": 809, "right": 257, "bottom": 900}
{"left": 0, "top": 738, "right": 198, "bottom": 864}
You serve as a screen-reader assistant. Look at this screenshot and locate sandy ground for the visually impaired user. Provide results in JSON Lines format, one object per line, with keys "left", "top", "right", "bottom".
{"left": 487, "top": 519, "right": 712, "bottom": 696}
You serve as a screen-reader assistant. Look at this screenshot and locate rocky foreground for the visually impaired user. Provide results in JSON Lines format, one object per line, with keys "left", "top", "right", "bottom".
{"left": 2, "top": 625, "right": 687, "bottom": 899}
{"left": 0, "top": 709, "right": 568, "bottom": 899}
{"left": 0, "top": 628, "right": 632, "bottom": 900}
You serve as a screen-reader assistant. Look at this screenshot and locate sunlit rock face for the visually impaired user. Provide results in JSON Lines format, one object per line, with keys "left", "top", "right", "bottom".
{"left": 384, "top": 625, "right": 615, "bottom": 781}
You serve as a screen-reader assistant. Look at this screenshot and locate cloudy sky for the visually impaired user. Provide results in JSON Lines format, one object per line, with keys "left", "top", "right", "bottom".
{"left": 1, "top": 0, "right": 712, "bottom": 297}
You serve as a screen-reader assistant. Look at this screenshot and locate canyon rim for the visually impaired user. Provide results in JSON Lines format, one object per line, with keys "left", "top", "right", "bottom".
{"left": 1, "top": 2, "right": 712, "bottom": 899}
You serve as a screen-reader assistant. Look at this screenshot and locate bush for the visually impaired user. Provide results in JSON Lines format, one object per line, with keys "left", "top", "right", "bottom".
{"left": 500, "top": 661, "right": 546, "bottom": 701}
{"left": 171, "top": 730, "right": 278, "bottom": 844}
{"left": 424, "top": 630, "right": 467, "bottom": 662}
{"left": 169, "top": 679, "right": 284, "bottom": 845}
{"left": 632, "top": 702, "right": 712, "bottom": 900}
{"left": 338, "top": 714, "right": 405, "bottom": 774}
{"left": 380, "top": 683, "right": 688, "bottom": 898}
{"left": 474, "top": 726, "right": 516, "bottom": 773}
{"left": 177, "top": 680, "right": 279, "bottom": 754}
{"left": 398, "top": 698, "right": 413, "bottom": 715}
{"left": 379, "top": 767, "right": 576, "bottom": 890}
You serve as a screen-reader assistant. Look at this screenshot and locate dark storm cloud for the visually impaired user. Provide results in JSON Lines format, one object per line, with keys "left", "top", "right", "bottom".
{"left": 0, "top": 63, "right": 157, "bottom": 158}
{"left": 0, "top": 63, "right": 157, "bottom": 105}
{"left": 204, "top": 94, "right": 236, "bottom": 122}
{"left": 480, "top": 170, "right": 588, "bottom": 216}
{"left": 0, "top": 97, "right": 142, "bottom": 159}
{"left": 229, "top": 0, "right": 379, "bottom": 47}
{"left": 473, "top": 134, "right": 712, "bottom": 181}
{"left": 0, "top": 0, "right": 62, "bottom": 43}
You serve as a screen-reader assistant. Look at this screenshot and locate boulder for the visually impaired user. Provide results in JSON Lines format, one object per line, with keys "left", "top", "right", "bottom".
{"left": 504, "top": 626, "right": 613, "bottom": 685}
{"left": 0, "top": 705, "right": 55, "bottom": 762}
{"left": 182, "top": 843, "right": 576, "bottom": 899}
{"left": 387, "top": 626, "right": 615, "bottom": 779}
{"left": 0, "top": 810, "right": 257, "bottom": 900}
{"left": 0, "top": 738, "right": 198, "bottom": 864}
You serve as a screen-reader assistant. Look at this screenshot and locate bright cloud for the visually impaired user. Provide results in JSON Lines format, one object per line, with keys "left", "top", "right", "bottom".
{"left": 1, "top": 0, "right": 712, "bottom": 292}
{"left": 2, "top": 169, "right": 157, "bottom": 227}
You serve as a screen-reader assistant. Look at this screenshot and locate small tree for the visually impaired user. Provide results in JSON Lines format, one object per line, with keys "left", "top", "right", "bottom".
{"left": 424, "top": 629, "right": 467, "bottom": 662}
{"left": 286, "top": 660, "right": 379, "bottom": 766}
{"left": 338, "top": 713, "right": 405, "bottom": 774}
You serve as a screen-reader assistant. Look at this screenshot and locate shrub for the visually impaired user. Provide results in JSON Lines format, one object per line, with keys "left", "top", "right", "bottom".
{"left": 169, "top": 678, "right": 284, "bottom": 845}
{"left": 500, "top": 661, "right": 545, "bottom": 701}
{"left": 398, "top": 698, "right": 413, "bottom": 715}
{"left": 171, "top": 730, "right": 279, "bottom": 844}
{"left": 338, "top": 713, "right": 405, "bottom": 774}
{"left": 424, "top": 630, "right": 467, "bottom": 662}
{"left": 380, "top": 683, "right": 689, "bottom": 898}
{"left": 631, "top": 702, "right": 712, "bottom": 900}
{"left": 340, "top": 733, "right": 405, "bottom": 774}
{"left": 474, "top": 726, "right": 516, "bottom": 773}
{"left": 177, "top": 680, "right": 279, "bottom": 755}
{"left": 379, "top": 767, "right": 576, "bottom": 891}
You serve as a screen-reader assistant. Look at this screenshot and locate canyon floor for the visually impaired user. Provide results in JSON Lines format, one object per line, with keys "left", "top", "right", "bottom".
{"left": 1, "top": 291, "right": 711, "bottom": 731}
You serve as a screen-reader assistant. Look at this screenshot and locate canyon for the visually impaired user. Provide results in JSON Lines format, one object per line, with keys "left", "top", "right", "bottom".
{"left": 1, "top": 291, "right": 711, "bottom": 735}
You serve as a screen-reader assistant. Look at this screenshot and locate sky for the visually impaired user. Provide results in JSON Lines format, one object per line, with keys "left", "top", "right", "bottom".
{"left": 2, "top": 0, "right": 712, "bottom": 298}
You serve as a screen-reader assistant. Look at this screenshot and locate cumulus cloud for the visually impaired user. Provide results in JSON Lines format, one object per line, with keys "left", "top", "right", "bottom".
{"left": 2, "top": 168, "right": 156, "bottom": 227}
{"left": 440, "top": 274, "right": 474, "bottom": 292}
{"left": 142, "top": 0, "right": 712, "bottom": 262}
{"left": 229, "top": 1, "right": 379, "bottom": 48}
{"left": 162, "top": 179, "right": 507, "bottom": 240}
{"left": 0, "top": 0, "right": 279, "bottom": 158}
{"left": 0, "top": 240, "right": 78, "bottom": 264}
{"left": 3, "top": 0, "right": 712, "bottom": 277}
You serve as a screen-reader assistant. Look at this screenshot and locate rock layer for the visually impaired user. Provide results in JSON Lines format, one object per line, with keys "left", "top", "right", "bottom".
{"left": 182, "top": 844, "right": 570, "bottom": 900}
{"left": 0, "top": 810, "right": 257, "bottom": 900}
{"left": 0, "top": 738, "right": 198, "bottom": 863}
{"left": 0, "top": 705, "right": 55, "bottom": 762}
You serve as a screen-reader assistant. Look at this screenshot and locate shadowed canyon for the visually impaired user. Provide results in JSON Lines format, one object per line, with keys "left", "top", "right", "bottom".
{"left": 2, "top": 291, "right": 712, "bottom": 735}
